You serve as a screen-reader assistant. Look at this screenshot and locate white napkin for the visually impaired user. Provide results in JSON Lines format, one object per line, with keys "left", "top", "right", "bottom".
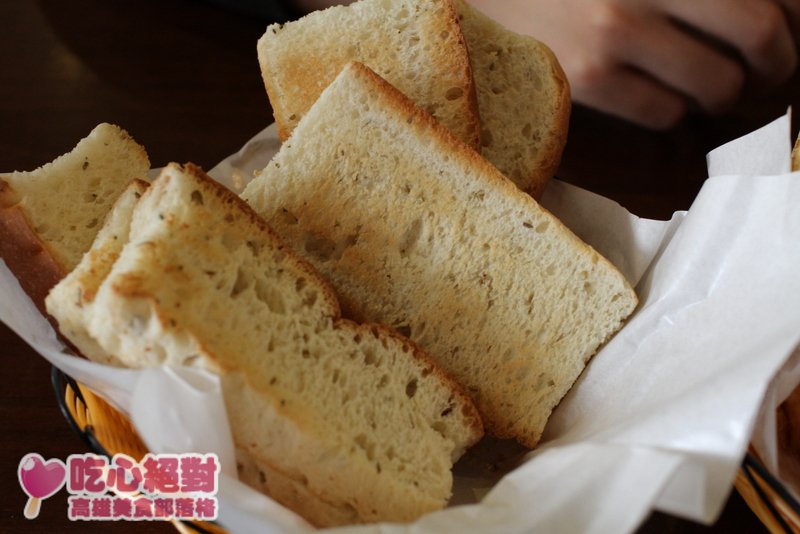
{"left": 3, "top": 112, "right": 798, "bottom": 533}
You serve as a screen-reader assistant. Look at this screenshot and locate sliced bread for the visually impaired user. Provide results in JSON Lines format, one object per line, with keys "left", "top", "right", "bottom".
{"left": 46, "top": 162, "right": 483, "bottom": 526}
{"left": 455, "top": 0, "right": 571, "bottom": 198}
{"left": 257, "top": 0, "right": 481, "bottom": 150}
{"left": 242, "top": 62, "right": 637, "bottom": 448}
{"left": 45, "top": 179, "right": 149, "bottom": 366}
{"left": 0, "top": 123, "right": 150, "bottom": 310}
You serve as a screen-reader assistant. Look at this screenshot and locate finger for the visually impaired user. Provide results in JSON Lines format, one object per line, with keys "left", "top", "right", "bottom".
{"left": 568, "top": 59, "right": 687, "bottom": 129}
{"left": 613, "top": 15, "right": 746, "bottom": 114}
{"left": 664, "top": 0, "right": 798, "bottom": 88}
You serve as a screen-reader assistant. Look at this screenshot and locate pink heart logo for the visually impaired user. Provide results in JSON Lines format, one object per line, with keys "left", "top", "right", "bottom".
{"left": 18, "top": 453, "right": 67, "bottom": 519}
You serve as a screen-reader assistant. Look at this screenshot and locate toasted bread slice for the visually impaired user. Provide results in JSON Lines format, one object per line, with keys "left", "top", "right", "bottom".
{"left": 0, "top": 124, "right": 149, "bottom": 311}
{"left": 242, "top": 63, "right": 637, "bottom": 448}
{"left": 257, "top": 0, "right": 481, "bottom": 149}
{"left": 45, "top": 179, "right": 149, "bottom": 366}
{"left": 47, "top": 162, "right": 483, "bottom": 526}
{"left": 455, "top": 0, "right": 570, "bottom": 198}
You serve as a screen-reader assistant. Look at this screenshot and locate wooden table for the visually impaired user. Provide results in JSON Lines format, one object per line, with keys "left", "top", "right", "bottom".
{"left": 1, "top": 0, "right": 794, "bottom": 531}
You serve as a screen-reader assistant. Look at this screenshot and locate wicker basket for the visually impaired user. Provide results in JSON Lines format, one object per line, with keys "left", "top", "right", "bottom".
{"left": 735, "top": 449, "right": 800, "bottom": 533}
{"left": 52, "top": 366, "right": 800, "bottom": 533}
{"left": 52, "top": 368, "right": 229, "bottom": 534}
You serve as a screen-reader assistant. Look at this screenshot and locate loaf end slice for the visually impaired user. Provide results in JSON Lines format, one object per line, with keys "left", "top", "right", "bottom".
{"left": 257, "top": 0, "right": 481, "bottom": 150}
{"left": 243, "top": 62, "right": 637, "bottom": 448}
{"left": 455, "top": 0, "right": 570, "bottom": 198}
{"left": 56, "top": 162, "right": 482, "bottom": 526}
{"left": 0, "top": 124, "right": 150, "bottom": 311}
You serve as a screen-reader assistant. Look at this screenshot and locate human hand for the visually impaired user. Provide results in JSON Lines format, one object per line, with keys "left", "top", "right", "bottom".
{"left": 470, "top": 0, "right": 800, "bottom": 129}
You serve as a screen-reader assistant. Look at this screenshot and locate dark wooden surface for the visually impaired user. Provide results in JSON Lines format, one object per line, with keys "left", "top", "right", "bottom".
{"left": 2, "top": 0, "right": 794, "bottom": 531}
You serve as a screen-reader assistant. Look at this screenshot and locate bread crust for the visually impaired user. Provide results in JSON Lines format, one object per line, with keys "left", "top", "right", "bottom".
{"left": 351, "top": 62, "right": 628, "bottom": 442}
{"left": 258, "top": 0, "right": 481, "bottom": 150}
{"left": 345, "top": 62, "right": 551, "bottom": 214}
{"left": 439, "top": 0, "right": 482, "bottom": 150}
{"left": 245, "top": 62, "right": 637, "bottom": 447}
{"left": 525, "top": 44, "right": 571, "bottom": 199}
{"left": 0, "top": 178, "right": 66, "bottom": 314}
{"left": 1, "top": 123, "right": 150, "bottom": 315}
{"left": 176, "top": 163, "right": 343, "bottom": 315}
{"left": 453, "top": 0, "right": 571, "bottom": 199}
{"left": 170, "top": 164, "right": 482, "bottom": 443}
{"left": 52, "top": 162, "right": 483, "bottom": 525}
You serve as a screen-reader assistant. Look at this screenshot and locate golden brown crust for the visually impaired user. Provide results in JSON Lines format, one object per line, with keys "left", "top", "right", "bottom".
{"left": 98, "top": 164, "right": 481, "bottom": 524}
{"left": 347, "top": 61, "right": 535, "bottom": 202}
{"left": 0, "top": 177, "right": 19, "bottom": 208}
{"left": 257, "top": 38, "right": 293, "bottom": 142}
{"left": 452, "top": 0, "right": 570, "bottom": 199}
{"left": 440, "top": 0, "right": 482, "bottom": 150}
{"left": 104, "top": 164, "right": 344, "bottom": 343}
{"left": 259, "top": 0, "right": 482, "bottom": 149}
{"left": 345, "top": 61, "right": 592, "bottom": 259}
{"left": 526, "top": 46, "right": 571, "bottom": 200}
{"left": 164, "top": 164, "right": 483, "bottom": 445}
{"left": 72, "top": 179, "right": 150, "bottom": 306}
{"left": 312, "top": 62, "right": 518, "bottom": 434}
{"left": 0, "top": 179, "right": 67, "bottom": 315}
{"left": 262, "top": 62, "right": 634, "bottom": 444}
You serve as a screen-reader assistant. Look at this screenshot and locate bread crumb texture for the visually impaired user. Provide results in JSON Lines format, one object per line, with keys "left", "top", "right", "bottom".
{"left": 46, "top": 180, "right": 149, "bottom": 367}
{"left": 48, "top": 162, "right": 482, "bottom": 527}
{"left": 455, "top": 0, "right": 570, "bottom": 197}
{"left": 258, "top": 0, "right": 480, "bottom": 148}
{"left": 243, "top": 63, "right": 636, "bottom": 448}
{"left": 0, "top": 123, "right": 149, "bottom": 271}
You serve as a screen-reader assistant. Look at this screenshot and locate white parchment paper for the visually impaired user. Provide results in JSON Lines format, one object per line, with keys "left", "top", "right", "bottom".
{"left": 3, "top": 113, "right": 799, "bottom": 533}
